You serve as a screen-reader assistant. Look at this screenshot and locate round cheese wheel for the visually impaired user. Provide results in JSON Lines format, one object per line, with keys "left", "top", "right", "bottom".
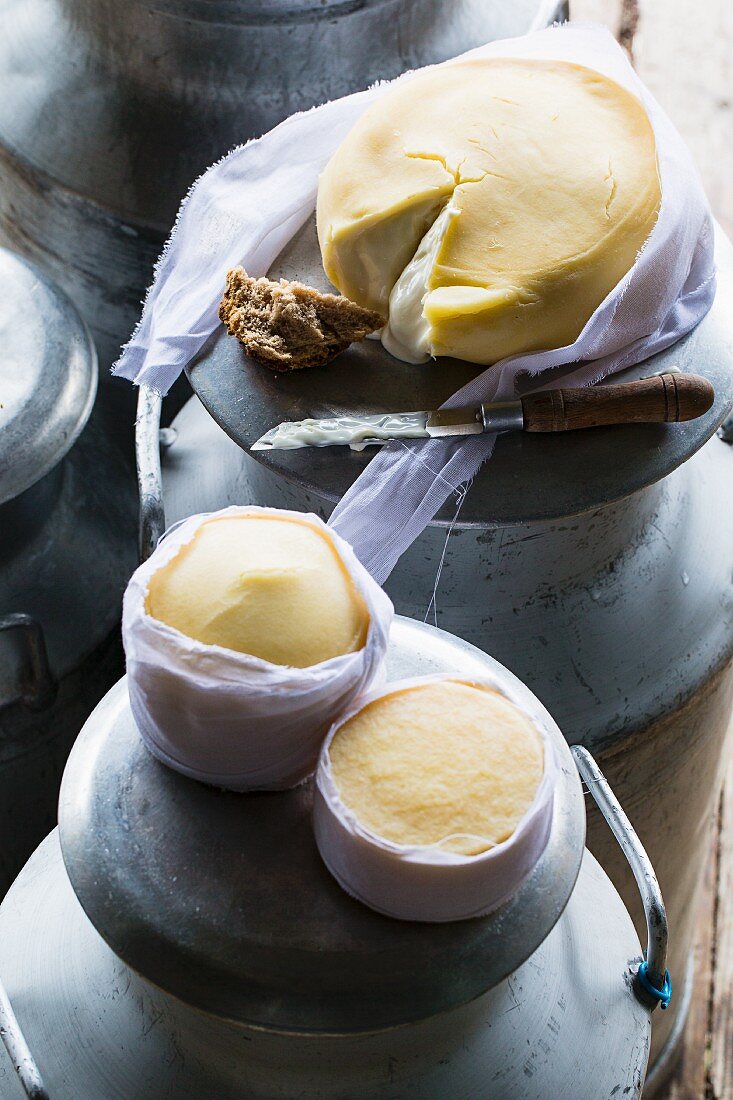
{"left": 317, "top": 57, "right": 660, "bottom": 365}
{"left": 145, "top": 513, "right": 370, "bottom": 667}
{"left": 328, "top": 679, "right": 544, "bottom": 854}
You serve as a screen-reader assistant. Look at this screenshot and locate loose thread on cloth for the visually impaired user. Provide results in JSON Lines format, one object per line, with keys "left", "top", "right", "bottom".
{"left": 423, "top": 478, "right": 473, "bottom": 629}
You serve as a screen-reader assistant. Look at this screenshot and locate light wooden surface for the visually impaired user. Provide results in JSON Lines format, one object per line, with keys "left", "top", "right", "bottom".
{"left": 571, "top": 4, "right": 733, "bottom": 1097}
{"left": 666, "top": 752, "right": 733, "bottom": 1100}
{"left": 571, "top": 1, "right": 733, "bottom": 238}
{"left": 710, "top": 754, "right": 733, "bottom": 1100}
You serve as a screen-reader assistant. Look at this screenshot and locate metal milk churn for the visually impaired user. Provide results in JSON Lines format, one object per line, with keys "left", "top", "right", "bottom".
{"left": 0, "top": 0, "right": 565, "bottom": 389}
{"left": 137, "top": 219, "right": 733, "bottom": 1086}
{"left": 0, "top": 619, "right": 668, "bottom": 1099}
{"left": 0, "top": 247, "right": 138, "bottom": 893}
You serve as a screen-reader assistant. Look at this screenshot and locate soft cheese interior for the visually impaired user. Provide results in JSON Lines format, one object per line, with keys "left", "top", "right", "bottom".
{"left": 145, "top": 513, "right": 369, "bottom": 667}
{"left": 317, "top": 57, "right": 661, "bottom": 366}
{"left": 328, "top": 680, "right": 544, "bottom": 855}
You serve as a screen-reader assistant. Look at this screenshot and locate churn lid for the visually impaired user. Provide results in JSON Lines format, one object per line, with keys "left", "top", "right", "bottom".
{"left": 58, "top": 617, "right": 585, "bottom": 1032}
{"left": 187, "top": 221, "right": 733, "bottom": 526}
{"left": 0, "top": 248, "right": 97, "bottom": 506}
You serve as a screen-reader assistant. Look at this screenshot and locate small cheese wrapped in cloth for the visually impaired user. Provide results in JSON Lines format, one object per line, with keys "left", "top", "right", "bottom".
{"left": 314, "top": 674, "right": 558, "bottom": 921}
{"left": 122, "top": 507, "right": 393, "bottom": 790}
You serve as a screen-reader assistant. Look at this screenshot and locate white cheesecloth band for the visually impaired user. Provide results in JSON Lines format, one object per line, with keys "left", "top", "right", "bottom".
{"left": 313, "top": 673, "right": 559, "bottom": 922}
{"left": 122, "top": 506, "right": 393, "bottom": 790}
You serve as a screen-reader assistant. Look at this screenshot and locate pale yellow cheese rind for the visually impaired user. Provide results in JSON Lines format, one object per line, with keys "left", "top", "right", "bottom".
{"left": 329, "top": 680, "right": 544, "bottom": 855}
{"left": 316, "top": 57, "right": 661, "bottom": 365}
{"left": 145, "top": 514, "right": 369, "bottom": 668}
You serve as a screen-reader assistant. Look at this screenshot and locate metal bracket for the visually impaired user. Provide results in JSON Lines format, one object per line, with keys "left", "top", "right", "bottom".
{"left": 571, "top": 745, "right": 669, "bottom": 1012}
{"left": 0, "top": 976, "right": 49, "bottom": 1099}
{"left": 0, "top": 614, "right": 56, "bottom": 711}
{"left": 135, "top": 385, "right": 166, "bottom": 563}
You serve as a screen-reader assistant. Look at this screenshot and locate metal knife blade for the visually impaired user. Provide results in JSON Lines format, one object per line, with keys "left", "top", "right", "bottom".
{"left": 251, "top": 405, "right": 519, "bottom": 451}
{"left": 251, "top": 410, "right": 431, "bottom": 451}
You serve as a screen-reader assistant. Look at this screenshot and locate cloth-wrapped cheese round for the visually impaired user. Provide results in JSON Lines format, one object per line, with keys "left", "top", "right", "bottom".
{"left": 316, "top": 57, "right": 661, "bottom": 366}
{"left": 144, "top": 512, "right": 369, "bottom": 667}
{"left": 314, "top": 675, "right": 557, "bottom": 922}
{"left": 122, "top": 506, "right": 393, "bottom": 790}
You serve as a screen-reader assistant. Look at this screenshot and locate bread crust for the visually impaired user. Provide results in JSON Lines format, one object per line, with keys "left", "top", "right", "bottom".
{"left": 219, "top": 268, "right": 385, "bottom": 372}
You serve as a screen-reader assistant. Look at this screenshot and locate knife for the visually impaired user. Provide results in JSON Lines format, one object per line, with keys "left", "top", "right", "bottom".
{"left": 251, "top": 373, "right": 715, "bottom": 451}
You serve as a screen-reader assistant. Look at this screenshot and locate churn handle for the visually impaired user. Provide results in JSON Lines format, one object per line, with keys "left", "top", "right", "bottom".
{"left": 571, "top": 745, "right": 671, "bottom": 1012}
{"left": 0, "top": 614, "right": 56, "bottom": 711}
{"left": 0, "top": 975, "right": 49, "bottom": 1098}
{"left": 136, "top": 385, "right": 166, "bottom": 563}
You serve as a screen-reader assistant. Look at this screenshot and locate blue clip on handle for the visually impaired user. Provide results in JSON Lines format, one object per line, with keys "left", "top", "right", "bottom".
{"left": 637, "top": 960, "right": 673, "bottom": 1010}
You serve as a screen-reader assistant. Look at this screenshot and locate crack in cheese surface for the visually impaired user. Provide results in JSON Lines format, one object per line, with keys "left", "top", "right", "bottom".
{"left": 329, "top": 680, "right": 544, "bottom": 855}
{"left": 145, "top": 514, "right": 369, "bottom": 667}
{"left": 316, "top": 58, "right": 661, "bottom": 366}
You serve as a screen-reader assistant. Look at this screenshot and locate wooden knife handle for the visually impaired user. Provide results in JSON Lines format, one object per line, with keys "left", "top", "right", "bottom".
{"left": 521, "top": 373, "right": 715, "bottom": 433}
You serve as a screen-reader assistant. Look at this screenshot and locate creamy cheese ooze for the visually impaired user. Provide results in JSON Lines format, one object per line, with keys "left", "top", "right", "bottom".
{"left": 328, "top": 680, "right": 544, "bottom": 855}
{"left": 145, "top": 513, "right": 370, "bottom": 667}
{"left": 317, "top": 58, "right": 661, "bottom": 366}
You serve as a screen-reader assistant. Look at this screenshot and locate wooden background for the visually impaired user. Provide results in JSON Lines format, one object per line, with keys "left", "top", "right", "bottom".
{"left": 571, "top": 3, "right": 733, "bottom": 1097}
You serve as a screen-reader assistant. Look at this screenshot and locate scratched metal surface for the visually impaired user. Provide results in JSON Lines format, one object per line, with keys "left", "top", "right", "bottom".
{"left": 0, "top": 248, "right": 137, "bottom": 892}
{"left": 57, "top": 619, "right": 584, "bottom": 1032}
{"left": 0, "top": 829, "right": 649, "bottom": 1098}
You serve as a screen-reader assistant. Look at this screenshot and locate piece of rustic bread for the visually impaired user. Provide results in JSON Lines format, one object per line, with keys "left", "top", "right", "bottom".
{"left": 219, "top": 267, "right": 385, "bottom": 371}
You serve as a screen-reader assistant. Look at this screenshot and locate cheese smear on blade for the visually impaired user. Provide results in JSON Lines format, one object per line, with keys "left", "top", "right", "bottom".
{"left": 317, "top": 58, "right": 661, "bottom": 366}
{"left": 328, "top": 680, "right": 544, "bottom": 855}
{"left": 145, "top": 514, "right": 369, "bottom": 667}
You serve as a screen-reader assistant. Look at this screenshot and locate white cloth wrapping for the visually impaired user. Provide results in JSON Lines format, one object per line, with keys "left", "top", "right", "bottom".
{"left": 122, "top": 506, "right": 394, "bottom": 790}
{"left": 313, "top": 674, "right": 558, "bottom": 922}
{"left": 112, "top": 23, "right": 716, "bottom": 584}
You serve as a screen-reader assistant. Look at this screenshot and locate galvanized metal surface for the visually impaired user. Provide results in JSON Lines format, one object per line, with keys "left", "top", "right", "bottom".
{"left": 135, "top": 387, "right": 165, "bottom": 561}
{"left": 0, "top": 829, "right": 648, "bottom": 1099}
{"left": 0, "top": 415, "right": 137, "bottom": 714}
{"left": 0, "top": 413, "right": 137, "bottom": 888}
{"left": 0, "top": 247, "right": 96, "bottom": 506}
{"left": 58, "top": 618, "right": 585, "bottom": 1032}
{"left": 187, "top": 218, "right": 733, "bottom": 525}
{"left": 0, "top": 615, "right": 55, "bottom": 713}
{"left": 0, "top": 248, "right": 138, "bottom": 891}
{"left": 0, "top": 246, "right": 127, "bottom": 701}
{"left": 0, "top": 0, "right": 563, "bottom": 379}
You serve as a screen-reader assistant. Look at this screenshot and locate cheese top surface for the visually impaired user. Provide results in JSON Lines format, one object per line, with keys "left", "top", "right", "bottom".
{"left": 328, "top": 680, "right": 544, "bottom": 855}
{"left": 316, "top": 58, "right": 660, "bottom": 366}
{"left": 145, "top": 514, "right": 369, "bottom": 667}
